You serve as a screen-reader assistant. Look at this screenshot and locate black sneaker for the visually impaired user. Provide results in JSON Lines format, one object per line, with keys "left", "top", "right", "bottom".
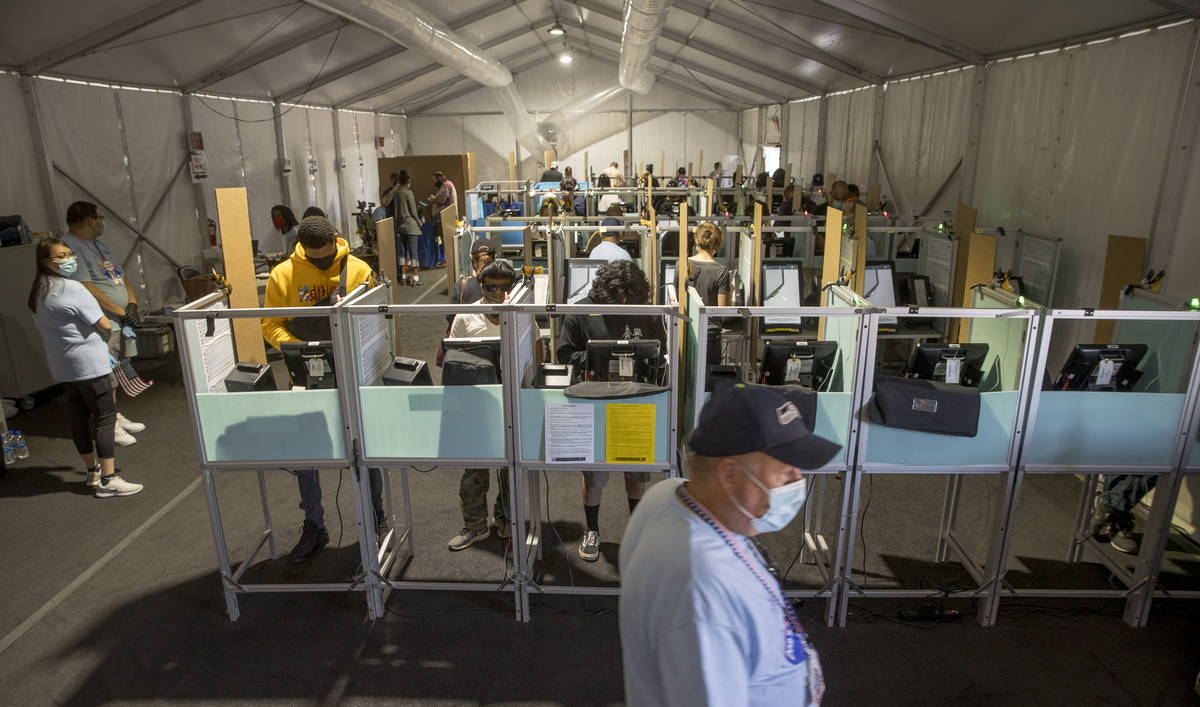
{"left": 289, "top": 520, "right": 329, "bottom": 564}
{"left": 1110, "top": 528, "right": 1139, "bottom": 554}
{"left": 1088, "top": 498, "right": 1112, "bottom": 541}
{"left": 375, "top": 517, "right": 391, "bottom": 548}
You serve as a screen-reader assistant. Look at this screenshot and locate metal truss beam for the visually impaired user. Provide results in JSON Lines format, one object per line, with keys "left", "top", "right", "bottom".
{"left": 808, "top": 0, "right": 985, "bottom": 64}
{"left": 21, "top": 0, "right": 202, "bottom": 73}
{"left": 185, "top": 18, "right": 350, "bottom": 92}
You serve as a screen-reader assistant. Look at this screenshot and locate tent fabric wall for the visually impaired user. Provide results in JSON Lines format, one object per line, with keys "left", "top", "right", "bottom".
{"left": 823, "top": 88, "right": 875, "bottom": 185}
{"left": 878, "top": 69, "right": 972, "bottom": 217}
{"left": 1160, "top": 114, "right": 1200, "bottom": 304}
{"left": 785, "top": 99, "right": 821, "bottom": 185}
{"left": 0, "top": 76, "right": 52, "bottom": 236}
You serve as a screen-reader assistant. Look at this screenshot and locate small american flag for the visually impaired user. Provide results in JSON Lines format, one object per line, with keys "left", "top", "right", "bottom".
{"left": 113, "top": 358, "right": 153, "bottom": 397}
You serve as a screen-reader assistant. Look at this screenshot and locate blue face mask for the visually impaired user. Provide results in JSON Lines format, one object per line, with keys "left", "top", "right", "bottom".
{"left": 56, "top": 257, "right": 78, "bottom": 277}
{"left": 728, "top": 464, "right": 808, "bottom": 533}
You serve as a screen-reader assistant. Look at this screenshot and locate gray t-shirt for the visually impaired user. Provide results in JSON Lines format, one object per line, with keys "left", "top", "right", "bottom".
{"left": 61, "top": 233, "right": 129, "bottom": 313}
{"left": 31, "top": 278, "right": 111, "bottom": 382}
{"left": 685, "top": 257, "right": 731, "bottom": 306}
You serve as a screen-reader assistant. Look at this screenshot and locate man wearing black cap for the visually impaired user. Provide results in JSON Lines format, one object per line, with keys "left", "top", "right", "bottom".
{"left": 619, "top": 383, "right": 840, "bottom": 706}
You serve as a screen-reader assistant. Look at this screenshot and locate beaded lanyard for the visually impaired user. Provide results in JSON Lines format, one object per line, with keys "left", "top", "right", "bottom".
{"left": 677, "top": 482, "right": 825, "bottom": 704}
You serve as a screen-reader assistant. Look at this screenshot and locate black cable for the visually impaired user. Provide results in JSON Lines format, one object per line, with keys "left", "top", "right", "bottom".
{"left": 194, "top": 26, "right": 342, "bottom": 123}
{"left": 859, "top": 474, "right": 873, "bottom": 589}
{"left": 331, "top": 468, "right": 365, "bottom": 584}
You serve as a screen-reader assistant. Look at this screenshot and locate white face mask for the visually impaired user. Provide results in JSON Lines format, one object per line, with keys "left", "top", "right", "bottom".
{"left": 727, "top": 463, "right": 808, "bottom": 533}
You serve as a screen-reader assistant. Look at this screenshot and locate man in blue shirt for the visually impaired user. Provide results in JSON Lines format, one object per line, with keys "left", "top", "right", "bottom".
{"left": 588, "top": 217, "right": 633, "bottom": 263}
{"left": 620, "top": 384, "right": 841, "bottom": 706}
{"left": 60, "top": 201, "right": 146, "bottom": 446}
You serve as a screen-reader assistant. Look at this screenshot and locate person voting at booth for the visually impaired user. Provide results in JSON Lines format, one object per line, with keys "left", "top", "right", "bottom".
{"left": 446, "top": 260, "right": 518, "bottom": 551}
{"left": 685, "top": 222, "right": 731, "bottom": 307}
{"left": 556, "top": 261, "right": 667, "bottom": 562}
{"left": 620, "top": 384, "right": 840, "bottom": 707}
{"left": 588, "top": 218, "right": 634, "bottom": 264}
{"left": 261, "top": 215, "right": 387, "bottom": 563}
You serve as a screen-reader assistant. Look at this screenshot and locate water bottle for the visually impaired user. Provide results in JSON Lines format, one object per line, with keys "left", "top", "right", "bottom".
{"left": 2, "top": 433, "right": 13, "bottom": 465}
{"left": 13, "top": 431, "right": 28, "bottom": 460}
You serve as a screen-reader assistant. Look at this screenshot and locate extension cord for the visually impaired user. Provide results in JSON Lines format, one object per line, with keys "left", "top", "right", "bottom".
{"left": 897, "top": 607, "right": 963, "bottom": 622}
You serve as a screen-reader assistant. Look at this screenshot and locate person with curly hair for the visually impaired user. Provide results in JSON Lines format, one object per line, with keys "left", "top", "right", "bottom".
{"left": 556, "top": 260, "right": 667, "bottom": 562}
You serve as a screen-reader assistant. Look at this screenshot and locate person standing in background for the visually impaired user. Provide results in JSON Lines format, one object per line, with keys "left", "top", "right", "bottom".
{"left": 428, "top": 171, "right": 457, "bottom": 267}
{"left": 60, "top": 201, "right": 146, "bottom": 447}
{"left": 394, "top": 171, "right": 423, "bottom": 286}
{"left": 270, "top": 204, "right": 300, "bottom": 255}
{"left": 27, "top": 237, "right": 143, "bottom": 498}
{"left": 380, "top": 172, "right": 401, "bottom": 223}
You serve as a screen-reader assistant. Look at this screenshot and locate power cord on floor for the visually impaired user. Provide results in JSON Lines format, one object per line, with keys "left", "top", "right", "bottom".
{"left": 859, "top": 475, "right": 874, "bottom": 589}
{"left": 332, "top": 469, "right": 367, "bottom": 586}
{"left": 536, "top": 470, "right": 611, "bottom": 618}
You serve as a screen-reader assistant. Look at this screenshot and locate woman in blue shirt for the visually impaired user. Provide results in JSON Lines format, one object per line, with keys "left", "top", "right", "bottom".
{"left": 28, "top": 238, "right": 143, "bottom": 498}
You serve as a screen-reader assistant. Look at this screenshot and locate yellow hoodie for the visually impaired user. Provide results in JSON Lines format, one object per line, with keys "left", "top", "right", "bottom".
{"left": 261, "top": 238, "right": 375, "bottom": 349}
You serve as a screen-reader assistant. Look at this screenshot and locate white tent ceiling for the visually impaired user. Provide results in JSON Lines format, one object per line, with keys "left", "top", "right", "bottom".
{"left": 1, "top": 0, "right": 1193, "bottom": 114}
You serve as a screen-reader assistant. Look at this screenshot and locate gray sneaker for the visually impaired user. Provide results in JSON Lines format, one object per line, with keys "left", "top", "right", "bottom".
{"left": 578, "top": 530, "right": 600, "bottom": 562}
{"left": 448, "top": 527, "right": 489, "bottom": 551}
{"left": 1110, "top": 528, "right": 1139, "bottom": 554}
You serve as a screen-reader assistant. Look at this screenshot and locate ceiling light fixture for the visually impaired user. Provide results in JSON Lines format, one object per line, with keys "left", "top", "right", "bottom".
{"left": 559, "top": 52, "right": 573, "bottom": 64}
{"left": 548, "top": 22, "right": 566, "bottom": 36}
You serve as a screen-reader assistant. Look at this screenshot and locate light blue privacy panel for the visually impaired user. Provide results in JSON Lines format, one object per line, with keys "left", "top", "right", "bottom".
{"left": 1027, "top": 392, "right": 1184, "bottom": 467}
{"left": 360, "top": 385, "right": 506, "bottom": 460}
{"left": 1189, "top": 426, "right": 1200, "bottom": 469}
{"left": 822, "top": 314, "right": 858, "bottom": 393}
{"left": 520, "top": 389, "right": 669, "bottom": 464}
{"left": 197, "top": 390, "right": 345, "bottom": 462}
{"left": 864, "top": 391, "right": 1018, "bottom": 467}
{"left": 967, "top": 315, "right": 1027, "bottom": 392}
{"left": 1112, "top": 303, "right": 1197, "bottom": 394}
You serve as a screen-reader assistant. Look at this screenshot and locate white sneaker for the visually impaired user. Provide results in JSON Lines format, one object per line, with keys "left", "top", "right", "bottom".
{"left": 86, "top": 465, "right": 101, "bottom": 488}
{"left": 114, "top": 426, "right": 137, "bottom": 446}
{"left": 95, "top": 475, "right": 143, "bottom": 498}
{"left": 116, "top": 413, "right": 146, "bottom": 433}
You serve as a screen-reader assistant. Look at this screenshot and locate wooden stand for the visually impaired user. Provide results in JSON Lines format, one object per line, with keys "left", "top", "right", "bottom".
{"left": 1094, "top": 235, "right": 1147, "bottom": 344}
{"left": 215, "top": 187, "right": 266, "bottom": 365}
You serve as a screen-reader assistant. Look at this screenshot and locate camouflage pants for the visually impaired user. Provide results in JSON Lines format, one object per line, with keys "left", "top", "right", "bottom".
{"left": 460, "top": 468, "right": 511, "bottom": 531}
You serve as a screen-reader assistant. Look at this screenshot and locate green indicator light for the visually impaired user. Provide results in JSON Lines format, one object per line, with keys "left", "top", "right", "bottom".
{"left": 1018, "top": 295, "right": 1026, "bottom": 306}
{"left": 1191, "top": 297, "right": 1199, "bottom": 310}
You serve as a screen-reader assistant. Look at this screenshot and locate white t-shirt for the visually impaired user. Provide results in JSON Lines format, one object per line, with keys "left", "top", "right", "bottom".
{"left": 620, "top": 478, "right": 822, "bottom": 706}
{"left": 449, "top": 306, "right": 501, "bottom": 338}
{"left": 598, "top": 193, "right": 622, "bottom": 213}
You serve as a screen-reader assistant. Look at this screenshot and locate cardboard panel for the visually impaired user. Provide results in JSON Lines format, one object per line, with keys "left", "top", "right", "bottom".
{"left": 440, "top": 202, "right": 459, "bottom": 295}
{"left": 853, "top": 202, "right": 868, "bottom": 294}
{"left": 867, "top": 184, "right": 881, "bottom": 210}
{"left": 957, "top": 232, "right": 997, "bottom": 343}
{"left": 1095, "top": 235, "right": 1147, "bottom": 343}
{"left": 374, "top": 216, "right": 402, "bottom": 354}
{"left": 948, "top": 203, "right": 979, "bottom": 340}
{"left": 215, "top": 187, "right": 266, "bottom": 365}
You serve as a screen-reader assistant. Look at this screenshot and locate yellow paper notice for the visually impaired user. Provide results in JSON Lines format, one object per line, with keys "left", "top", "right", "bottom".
{"left": 605, "top": 403, "right": 656, "bottom": 464}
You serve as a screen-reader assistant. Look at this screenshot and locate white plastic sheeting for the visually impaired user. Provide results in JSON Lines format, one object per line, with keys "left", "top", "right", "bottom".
{"left": 785, "top": 99, "right": 821, "bottom": 184}
{"left": 878, "top": 69, "right": 972, "bottom": 216}
{"left": 0, "top": 76, "right": 52, "bottom": 236}
{"left": 1161, "top": 121, "right": 1200, "bottom": 303}
{"left": 823, "top": 88, "right": 875, "bottom": 185}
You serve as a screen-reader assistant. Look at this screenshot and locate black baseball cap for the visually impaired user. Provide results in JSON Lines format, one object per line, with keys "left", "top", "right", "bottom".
{"left": 690, "top": 384, "right": 842, "bottom": 469}
{"left": 470, "top": 241, "right": 494, "bottom": 256}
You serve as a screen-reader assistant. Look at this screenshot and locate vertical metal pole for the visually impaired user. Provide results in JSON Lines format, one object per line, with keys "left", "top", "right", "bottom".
{"left": 736, "top": 110, "right": 744, "bottom": 173}
{"left": 273, "top": 100, "right": 291, "bottom": 208}
{"left": 332, "top": 109, "right": 351, "bottom": 235}
{"left": 19, "top": 75, "right": 61, "bottom": 232}
{"left": 180, "top": 92, "right": 210, "bottom": 245}
{"left": 815, "top": 95, "right": 828, "bottom": 177}
{"left": 501, "top": 305, "right": 529, "bottom": 622}
{"left": 1147, "top": 24, "right": 1200, "bottom": 270}
{"left": 779, "top": 102, "right": 791, "bottom": 169}
{"left": 959, "top": 65, "right": 988, "bottom": 206}
{"left": 868, "top": 85, "right": 884, "bottom": 189}
{"left": 256, "top": 470, "right": 277, "bottom": 559}
{"left": 627, "top": 92, "right": 634, "bottom": 177}
{"left": 112, "top": 90, "right": 151, "bottom": 310}
{"left": 201, "top": 468, "right": 241, "bottom": 621}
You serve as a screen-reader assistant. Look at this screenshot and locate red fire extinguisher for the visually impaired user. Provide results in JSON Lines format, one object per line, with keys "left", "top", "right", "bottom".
{"left": 208, "top": 219, "right": 217, "bottom": 246}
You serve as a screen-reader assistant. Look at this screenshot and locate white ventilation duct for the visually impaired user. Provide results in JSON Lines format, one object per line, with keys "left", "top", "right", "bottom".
{"left": 537, "top": 83, "right": 627, "bottom": 145}
{"left": 306, "top": 0, "right": 546, "bottom": 152}
{"left": 618, "top": 0, "right": 673, "bottom": 94}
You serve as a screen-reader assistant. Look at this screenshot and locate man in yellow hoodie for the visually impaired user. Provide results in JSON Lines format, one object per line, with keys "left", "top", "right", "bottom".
{"left": 261, "top": 215, "right": 384, "bottom": 563}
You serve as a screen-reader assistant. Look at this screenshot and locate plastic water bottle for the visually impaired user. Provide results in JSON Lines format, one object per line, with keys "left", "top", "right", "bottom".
{"left": 12, "top": 431, "right": 28, "bottom": 460}
{"left": 2, "top": 434, "right": 13, "bottom": 465}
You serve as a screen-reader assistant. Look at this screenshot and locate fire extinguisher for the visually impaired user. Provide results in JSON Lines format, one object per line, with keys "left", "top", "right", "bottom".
{"left": 208, "top": 219, "right": 217, "bottom": 246}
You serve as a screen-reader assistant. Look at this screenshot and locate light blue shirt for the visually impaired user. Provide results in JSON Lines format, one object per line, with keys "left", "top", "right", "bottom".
{"left": 30, "top": 278, "right": 111, "bottom": 382}
{"left": 61, "top": 233, "right": 129, "bottom": 313}
{"left": 620, "top": 478, "right": 818, "bottom": 706}
{"left": 589, "top": 239, "right": 633, "bottom": 263}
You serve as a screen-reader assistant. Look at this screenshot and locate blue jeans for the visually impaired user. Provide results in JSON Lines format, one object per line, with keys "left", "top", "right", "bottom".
{"left": 291, "top": 468, "right": 385, "bottom": 528}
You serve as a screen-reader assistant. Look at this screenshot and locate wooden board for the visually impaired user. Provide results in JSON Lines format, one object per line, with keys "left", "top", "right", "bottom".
{"left": 507, "top": 152, "right": 516, "bottom": 182}
{"left": 705, "top": 178, "right": 714, "bottom": 217}
{"left": 852, "top": 202, "right": 868, "bottom": 294}
{"left": 377, "top": 154, "right": 469, "bottom": 219}
{"left": 374, "top": 216, "right": 402, "bottom": 354}
{"left": 1095, "top": 235, "right": 1147, "bottom": 344}
{"left": 867, "top": 184, "right": 881, "bottom": 210}
{"left": 750, "top": 201, "right": 764, "bottom": 369}
{"left": 543, "top": 150, "right": 555, "bottom": 174}
{"left": 215, "top": 187, "right": 266, "bottom": 365}
{"left": 947, "top": 203, "right": 979, "bottom": 341}
{"left": 440, "top": 203, "right": 459, "bottom": 296}
{"left": 956, "top": 232, "right": 997, "bottom": 343}
{"left": 818, "top": 207, "right": 843, "bottom": 340}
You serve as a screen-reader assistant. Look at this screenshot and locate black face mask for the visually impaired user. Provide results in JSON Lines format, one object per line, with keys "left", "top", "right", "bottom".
{"left": 308, "top": 253, "right": 336, "bottom": 271}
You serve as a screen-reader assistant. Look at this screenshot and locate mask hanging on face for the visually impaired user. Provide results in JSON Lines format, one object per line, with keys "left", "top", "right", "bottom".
{"left": 830, "top": 200, "right": 845, "bottom": 210}
{"left": 56, "top": 257, "right": 79, "bottom": 278}
{"left": 728, "top": 465, "right": 808, "bottom": 533}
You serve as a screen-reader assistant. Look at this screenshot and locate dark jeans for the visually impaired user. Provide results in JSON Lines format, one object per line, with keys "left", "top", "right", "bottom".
{"left": 1102, "top": 474, "right": 1157, "bottom": 529}
{"left": 64, "top": 375, "right": 116, "bottom": 459}
{"left": 291, "top": 467, "right": 386, "bottom": 528}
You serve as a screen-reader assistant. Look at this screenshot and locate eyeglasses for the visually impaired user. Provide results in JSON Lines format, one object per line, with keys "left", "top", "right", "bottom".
{"left": 481, "top": 283, "right": 513, "bottom": 293}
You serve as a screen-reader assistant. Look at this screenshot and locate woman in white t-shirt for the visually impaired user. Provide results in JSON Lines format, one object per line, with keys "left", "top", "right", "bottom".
{"left": 27, "top": 238, "right": 143, "bottom": 497}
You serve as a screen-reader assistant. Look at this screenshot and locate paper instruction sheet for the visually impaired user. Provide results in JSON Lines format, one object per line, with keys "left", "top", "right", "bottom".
{"left": 358, "top": 314, "right": 391, "bottom": 385}
{"left": 195, "top": 303, "right": 235, "bottom": 393}
{"left": 605, "top": 403, "right": 656, "bottom": 464}
{"left": 545, "top": 403, "right": 595, "bottom": 464}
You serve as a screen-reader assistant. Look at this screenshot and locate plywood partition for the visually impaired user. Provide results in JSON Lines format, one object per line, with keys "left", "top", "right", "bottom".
{"left": 947, "top": 203, "right": 980, "bottom": 341}
{"left": 750, "top": 201, "right": 764, "bottom": 370}
{"left": 1094, "top": 235, "right": 1147, "bottom": 344}
{"left": 818, "top": 207, "right": 844, "bottom": 340}
{"left": 660, "top": 149, "right": 665, "bottom": 175}
{"left": 677, "top": 201, "right": 690, "bottom": 367}
{"left": 705, "top": 178, "right": 714, "bottom": 217}
{"left": 215, "top": 187, "right": 267, "bottom": 366}
{"left": 784, "top": 163, "right": 793, "bottom": 187}
{"left": 439, "top": 203, "right": 459, "bottom": 295}
{"left": 374, "top": 216, "right": 402, "bottom": 354}
{"left": 955, "top": 232, "right": 997, "bottom": 343}
{"left": 852, "top": 202, "right": 869, "bottom": 294}
{"left": 867, "top": 184, "right": 881, "bottom": 210}
{"left": 698, "top": 150, "right": 704, "bottom": 173}
{"left": 543, "top": 150, "right": 555, "bottom": 173}
{"left": 377, "top": 154, "right": 470, "bottom": 217}
{"left": 507, "top": 152, "right": 516, "bottom": 182}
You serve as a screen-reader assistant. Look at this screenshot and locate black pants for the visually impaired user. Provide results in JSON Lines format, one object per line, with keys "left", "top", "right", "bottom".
{"left": 64, "top": 375, "right": 116, "bottom": 459}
